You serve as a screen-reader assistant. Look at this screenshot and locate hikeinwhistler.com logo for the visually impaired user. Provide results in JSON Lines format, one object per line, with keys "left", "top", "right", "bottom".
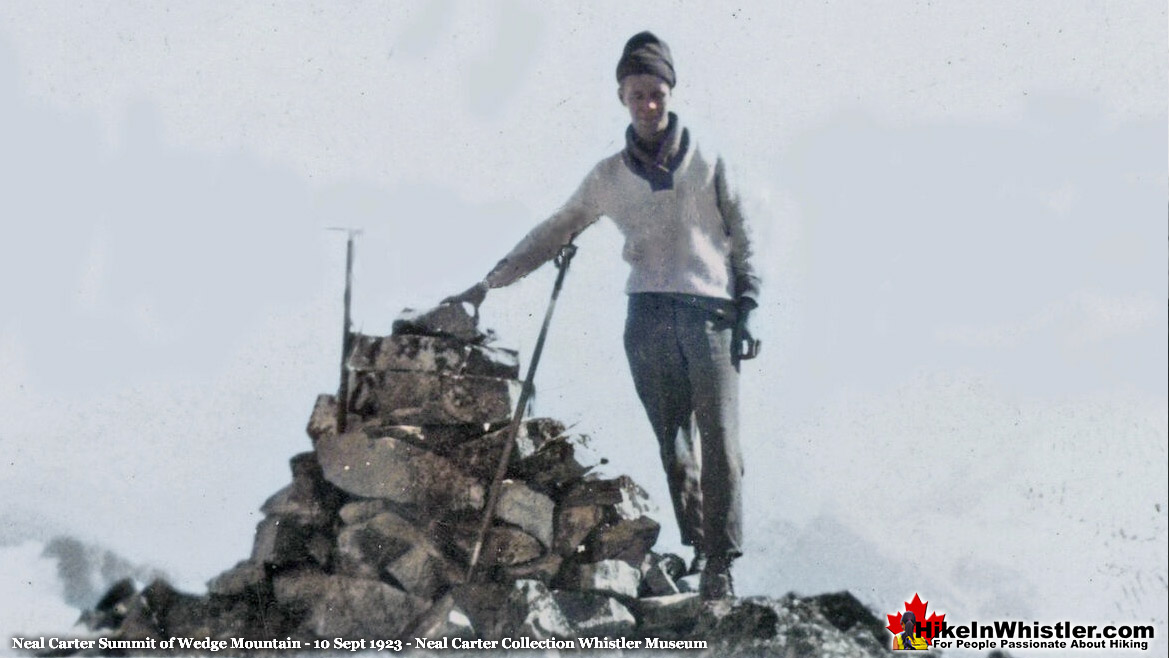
{"left": 885, "top": 593, "right": 1156, "bottom": 652}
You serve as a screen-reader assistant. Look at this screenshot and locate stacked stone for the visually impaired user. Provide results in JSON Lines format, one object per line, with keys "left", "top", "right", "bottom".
{"left": 82, "top": 303, "right": 689, "bottom": 644}
{"left": 309, "top": 303, "right": 684, "bottom": 639}
{"left": 73, "top": 303, "right": 897, "bottom": 656}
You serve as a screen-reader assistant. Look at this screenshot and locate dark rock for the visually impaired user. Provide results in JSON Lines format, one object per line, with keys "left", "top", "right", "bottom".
{"left": 272, "top": 570, "right": 427, "bottom": 638}
{"left": 639, "top": 553, "right": 681, "bottom": 597}
{"left": 206, "top": 560, "right": 267, "bottom": 598}
{"left": 585, "top": 516, "right": 660, "bottom": 566}
{"left": 553, "top": 504, "right": 606, "bottom": 556}
{"left": 691, "top": 598, "right": 780, "bottom": 640}
{"left": 634, "top": 592, "right": 704, "bottom": 634}
{"left": 501, "top": 553, "right": 563, "bottom": 583}
{"left": 809, "top": 591, "right": 890, "bottom": 648}
{"left": 350, "top": 370, "right": 520, "bottom": 425}
{"left": 306, "top": 394, "right": 339, "bottom": 443}
{"left": 317, "top": 429, "right": 484, "bottom": 511}
{"left": 559, "top": 475, "right": 656, "bottom": 521}
{"left": 449, "top": 419, "right": 566, "bottom": 480}
{"left": 441, "top": 519, "right": 545, "bottom": 568}
{"left": 355, "top": 421, "right": 494, "bottom": 454}
{"left": 391, "top": 304, "right": 485, "bottom": 343}
{"left": 260, "top": 452, "right": 343, "bottom": 526}
{"left": 113, "top": 582, "right": 168, "bottom": 641}
{"left": 699, "top": 595, "right": 890, "bottom": 656}
{"left": 551, "top": 590, "right": 637, "bottom": 638}
{"left": 251, "top": 516, "right": 331, "bottom": 568}
{"left": 82, "top": 578, "right": 137, "bottom": 631}
{"left": 173, "top": 593, "right": 294, "bottom": 643}
{"left": 484, "top": 527, "right": 545, "bottom": 566}
{"left": 336, "top": 511, "right": 460, "bottom": 600}
{"left": 511, "top": 434, "right": 604, "bottom": 495}
{"left": 349, "top": 333, "right": 519, "bottom": 378}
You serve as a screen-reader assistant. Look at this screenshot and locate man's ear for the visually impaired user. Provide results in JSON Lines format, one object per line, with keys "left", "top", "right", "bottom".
{"left": 617, "top": 83, "right": 626, "bottom": 106}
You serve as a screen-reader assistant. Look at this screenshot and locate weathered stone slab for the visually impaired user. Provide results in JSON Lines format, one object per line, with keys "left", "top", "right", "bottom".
{"left": 349, "top": 333, "right": 519, "bottom": 378}
{"left": 567, "top": 559, "right": 641, "bottom": 599}
{"left": 338, "top": 499, "right": 394, "bottom": 525}
{"left": 392, "top": 303, "right": 484, "bottom": 343}
{"left": 336, "top": 511, "right": 460, "bottom": 600}
{"left": 443, "top": 523, "right": 544, "bottom": 567}
{"left": 634, "top": 592, "right": 704, "bottom": 633}
{"left": 496, "top": 481, "right": 554, "bottom": 548}
{"left": 273, "top": 570, "right": 427, "bottom": 638}
{"left": 407, "top": 594, "right": 477, "bottom": 640}
{"left": 306, "top": 394, "right": 339, "bottom": 442}
{"left": 560, "top": 475, "right": 657, "bottom": 520}
{"left": 552, "top": 591, "right": 637, "bottom": 638}
{"left": 350, "top": 370, "right": 520, "bottom": 425}
{"left": 206, "top": 560, "right": 267, "bottom": 598}
{"left": 357, "top": 421, "right": 494, "bottom": 454}
{"left": 553, "top": 505, "right": 606, "bottom": 557}
{"left": 585, "top": 516, "right": 660, "bottom": 566}
{"left": 449, "top": 419, "right": 566, "bottom": 480}
{"left": 509, "top": 580, "right": 573, "bottom": 640}
{"left": 559, "top": 475, "right": 630, "bottom": 506}
{"left": 317, "top": 429, "right": 484, "bottom": 511}
{"left": 502, "top": 553, "right": 563, "bottom": 583}
{"left": 484, "top": 527, "right": 545, "bottom": 566}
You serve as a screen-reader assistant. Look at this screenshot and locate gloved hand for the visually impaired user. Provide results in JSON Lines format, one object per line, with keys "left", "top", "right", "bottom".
{"left": 733, "top": 300, "right": 760, "bottom": 363}
{"left": 443, "top": 281, "right": 489, "bottom": 313}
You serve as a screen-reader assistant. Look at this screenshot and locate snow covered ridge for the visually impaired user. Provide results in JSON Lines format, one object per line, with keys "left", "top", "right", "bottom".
{"left": 38, "top": 304, "right": 894, "bottom": 656}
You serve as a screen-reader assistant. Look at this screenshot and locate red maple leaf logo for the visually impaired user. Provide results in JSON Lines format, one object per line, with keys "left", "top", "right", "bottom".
{"left": 885, "top": 593, "right": 946, "bottom": 646}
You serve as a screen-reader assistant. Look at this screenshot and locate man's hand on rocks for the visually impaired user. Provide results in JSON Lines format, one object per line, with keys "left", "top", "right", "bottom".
{"left": 443, "top": 281, "right": 489, "bottom": 313}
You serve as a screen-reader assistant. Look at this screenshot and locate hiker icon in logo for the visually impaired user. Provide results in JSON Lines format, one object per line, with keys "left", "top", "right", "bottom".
{"left": 894, "top": 610, "right": 929, "bottom": 651}
{"left": 886, "top": 592, "right": 944, "bottom": 650}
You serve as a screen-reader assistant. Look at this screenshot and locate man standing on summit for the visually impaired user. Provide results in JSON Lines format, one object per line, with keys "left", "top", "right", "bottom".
{"left": 447, "top": 31, "right": 761, "bottom": 600}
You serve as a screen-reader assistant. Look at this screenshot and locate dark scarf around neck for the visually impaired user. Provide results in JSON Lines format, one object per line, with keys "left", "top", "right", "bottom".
{"left": 623, "top": 112, "right": 689, "bottom": 191}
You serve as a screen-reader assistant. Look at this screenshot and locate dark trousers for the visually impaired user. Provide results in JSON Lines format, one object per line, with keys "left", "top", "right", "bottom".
{"left": 623, "top": 293, "right": 743, "bottom": 559}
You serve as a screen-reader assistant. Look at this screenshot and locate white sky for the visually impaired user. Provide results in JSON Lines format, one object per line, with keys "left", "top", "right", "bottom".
{"left": 1, "top": 1, "right": 1166, "bottom": 652}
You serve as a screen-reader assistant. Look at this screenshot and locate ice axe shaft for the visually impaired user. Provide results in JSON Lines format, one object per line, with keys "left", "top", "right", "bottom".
{"left": 327, "top": 227, "right": 362, "bottom": 433}
{"left": 465, "top": 239, "right": 578, "bottom": 581}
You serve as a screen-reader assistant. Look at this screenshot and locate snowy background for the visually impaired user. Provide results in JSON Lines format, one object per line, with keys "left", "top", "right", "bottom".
{"left": 1, "top": 2, "right": 1165, "bottom": 656}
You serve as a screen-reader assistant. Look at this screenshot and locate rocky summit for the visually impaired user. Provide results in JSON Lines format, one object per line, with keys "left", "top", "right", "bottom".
{"left": 64, "top": 303, "right": 896, "bottom": 656}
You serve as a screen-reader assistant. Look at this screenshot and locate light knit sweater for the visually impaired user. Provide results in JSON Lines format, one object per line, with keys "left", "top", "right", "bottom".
{"left": 483, "top": 142, "right": 760, "bottom": 304}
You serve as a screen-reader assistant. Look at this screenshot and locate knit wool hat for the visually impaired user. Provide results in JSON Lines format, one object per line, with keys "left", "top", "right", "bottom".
{"left": 615, "top": 31, "right": 676, "bottom": 88}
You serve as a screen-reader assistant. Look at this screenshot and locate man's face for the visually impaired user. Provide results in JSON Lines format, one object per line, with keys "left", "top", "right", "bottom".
{"left": 619, "top": 74, "right": 671, "bottom": 141}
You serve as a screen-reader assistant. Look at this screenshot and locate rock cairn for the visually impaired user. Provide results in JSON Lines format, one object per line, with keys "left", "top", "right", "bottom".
{"left": 77, "top": 304, "right": 894, "bottom": 656}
